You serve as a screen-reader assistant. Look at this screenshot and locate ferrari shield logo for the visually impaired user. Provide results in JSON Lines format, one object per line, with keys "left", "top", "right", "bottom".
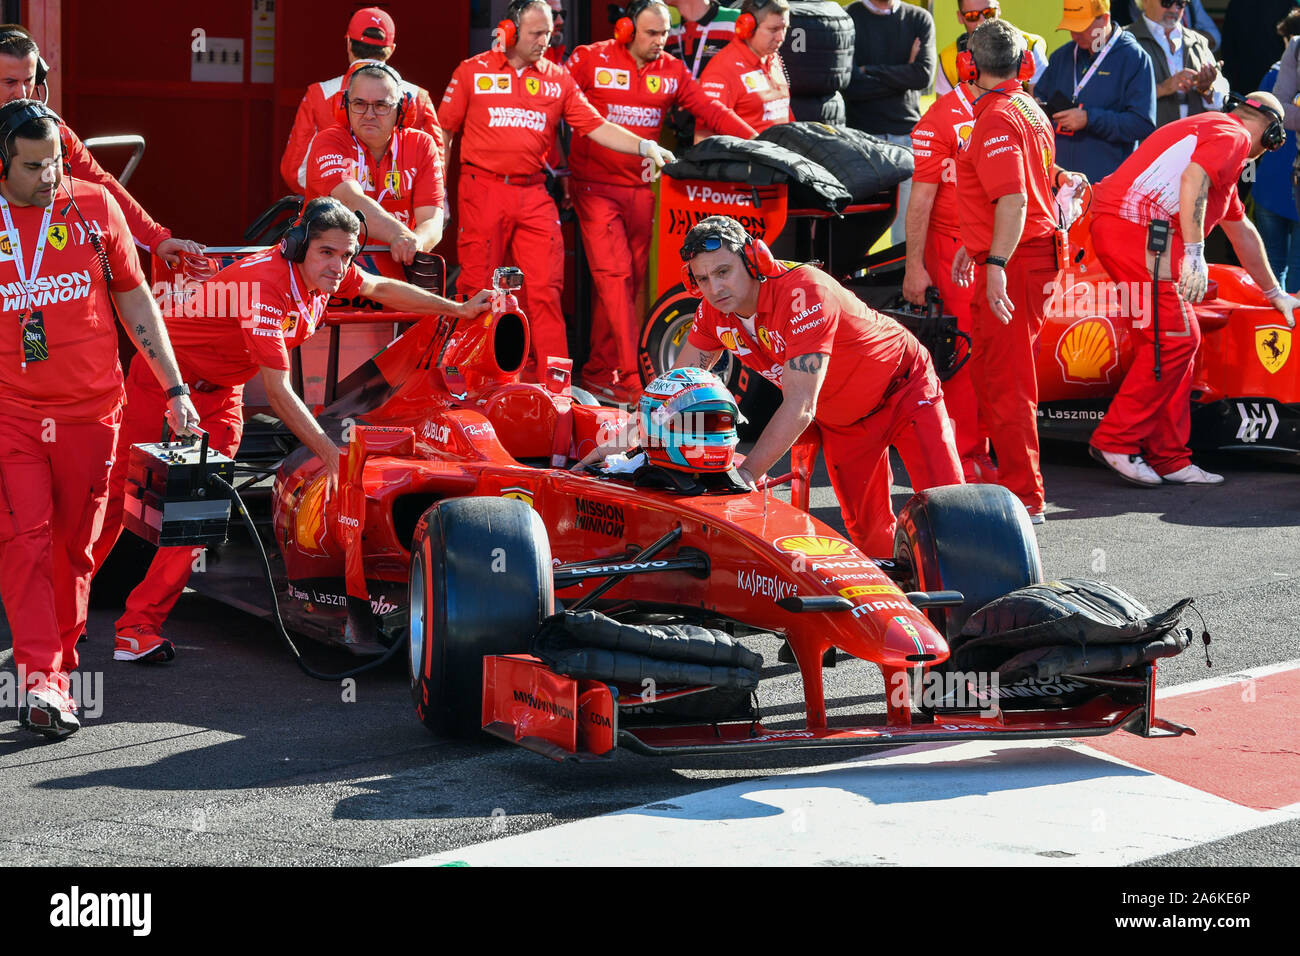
{"left": 384, "top": 169, "right": 402, "bottom": 196}
{"left": 46, "top": 224, "right": 68, "bottom": 250}
{"left": 757, "top": 326, "right": 772, "bottom": 350}
{"left": 502, "top": 486, "right": 535, "bottom": 508}
{"left": 646, "top": 75, "right": 661, "bottom": 94}
{"left": 1256, "top": 326, "right": 1291, "bottom": 374}
{"left": 526, "top": 77, "right": 540, "bottom": 96}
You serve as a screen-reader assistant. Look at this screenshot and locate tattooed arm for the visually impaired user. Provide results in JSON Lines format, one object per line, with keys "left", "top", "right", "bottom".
{"left": 735, "top": 351, "right": 828, "bottom": 489}
{"left": 672, "top": 342, "right": 723, "bottom": 372}
{"left": 1176, "top": 162, "right": 1213, "bottom": 303}
{"left": 114, "top": 281, "right": 201, "bottom": 433}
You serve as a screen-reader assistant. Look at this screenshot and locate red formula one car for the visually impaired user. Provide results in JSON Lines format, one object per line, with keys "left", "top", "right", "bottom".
{"left": 117, "top": 249, "right": 1196, "bottom": 760}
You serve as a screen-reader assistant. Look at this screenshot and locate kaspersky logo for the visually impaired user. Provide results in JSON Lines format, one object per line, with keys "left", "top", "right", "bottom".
{"left": 774, "top": 535, "right": 853, "bottom": 558}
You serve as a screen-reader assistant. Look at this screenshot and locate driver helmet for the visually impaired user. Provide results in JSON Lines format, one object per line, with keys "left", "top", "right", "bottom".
{"left": 637, "top": 368, "right": 739, "bottom": 473}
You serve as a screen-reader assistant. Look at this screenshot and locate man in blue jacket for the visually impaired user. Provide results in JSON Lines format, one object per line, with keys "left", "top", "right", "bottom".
{"left": 1035, "top": 1, "right": 1157, "bottom": 184}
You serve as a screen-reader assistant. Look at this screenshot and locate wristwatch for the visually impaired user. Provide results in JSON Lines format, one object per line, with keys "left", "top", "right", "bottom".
{"left": 165, "top": 383, "right": 191, "bottom": 399}
{"left": 985, "top": 255, "right": 1009, "bottom": 269}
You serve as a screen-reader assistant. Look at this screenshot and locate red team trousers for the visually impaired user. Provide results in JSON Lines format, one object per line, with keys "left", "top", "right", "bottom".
{"left": 1088, "top": 214, "right": 1200, "bottom": 475}
{"left": 923, "top": 228, "right": 988, "bottom": 471}
{"left": 0, "top": 409, "right": 119, "bottom": 691}
{"left": 969, "top": 236, "right": 1060, "bottom": 513}
{"left": 820, "top": 340, "right": 964, "bottom": 556}
{"left": 571, "top": 179, "right": 655, "bottom": 388}
{"left": 456, "top": 167, "right": 568, "bottom": 372}
{"left": 92, "top": 358, "right": 244, "bottom": 635}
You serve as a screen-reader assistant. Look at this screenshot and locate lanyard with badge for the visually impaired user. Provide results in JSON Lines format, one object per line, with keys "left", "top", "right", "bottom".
{"left": 286, "top": 259, "right": 325, "bottom": 339}
{"left": 1072, "top": 25, "right": 1122, "bottom": 102}
{"left": 0, "top": 193, "right": 55, "bottom": 368}
{"left": 352, "top": 130, "right": 401, "bottom": 200}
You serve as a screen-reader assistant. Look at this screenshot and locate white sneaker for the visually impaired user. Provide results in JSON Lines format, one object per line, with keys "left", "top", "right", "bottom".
{"left": 19, "top": 685, "right": 80, "bottom": 739}
{"left": 1161, "top": 464, "right": 1225, "bottom": 485}
{"left": 1089, "top": 446, "right": 1163, "bottom": 486}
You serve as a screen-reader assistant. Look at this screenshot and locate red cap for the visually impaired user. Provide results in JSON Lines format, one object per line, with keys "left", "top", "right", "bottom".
{"left": 346, "top": 7, "right": 396, "bottom": 46}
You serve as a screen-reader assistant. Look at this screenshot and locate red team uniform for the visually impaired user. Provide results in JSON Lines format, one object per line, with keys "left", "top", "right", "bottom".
{"left": 439, "top": 50, "right": 605, "bottom": 371}
{"left": 0, "top": 180, "right": 143, "bottom": 693}
{"left": 956, "top": 84, "right": 1062, "bottom": 514}
{"left": 910, "top": 84, "right": 989, "bottom": 475}
{"left": 93, "top": 252, "right": 366, "bottom": 637}
{"left": 280, "top": 73, "right": 443, "bottom": 195}
{"left": 696, "top": 37, "right": 792, "bottom": 139}
{"left": 566, "top": 38, "right": 755, "bottom": 393}
{"left": 1089, "top": 112, "right": 1254, "bottom": 475}
{"left": 687, "top": 265, "right": 962, "bottom": 554}
{"left": 305, "top": 123, "right": 445, "bottom": 277}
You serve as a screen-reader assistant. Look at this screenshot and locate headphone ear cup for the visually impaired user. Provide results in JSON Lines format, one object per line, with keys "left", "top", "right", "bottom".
{"left": 957, "top": 50, "right": 977, "bottom": 83}
{"left": 614, "top": 16, "right": 635, "bottom": 45}
{"left": 1018, "top": 49, "right": 1035, "bottom": 83}
{"left": 681, "top": 262, "right": 701, "bottom": 296}
{"left": 736, "top": 12, "right": 756, "bottom": 41}
{"left": 497, "top": 18, "right": 518, "bottom": 49}
{"left": 749, "top": 239, "right": 778, "bottom": 277}
{"left": 336, "top": 91, "right": 349, "bottom": 127}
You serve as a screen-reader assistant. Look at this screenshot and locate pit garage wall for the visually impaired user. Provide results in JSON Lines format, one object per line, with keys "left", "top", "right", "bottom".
{"left": 30, "top": 1, "right": 470, "bottom": 248}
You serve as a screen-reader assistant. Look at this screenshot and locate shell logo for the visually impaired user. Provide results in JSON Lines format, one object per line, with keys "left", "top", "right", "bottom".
{"left": 719, "top": 329, "right": 741, "bottom": 351}
{"left": 956, "top": 123, "right": 972, "bottom": 148}
{"left": 476, "top": 76, "right": 493, "bottom": 91}
{"left": 596, "top": 69, "right": 612, "bottom": 86}
{"left": 775, "top": 535, "right": 852, "bottom": 558}
{"left": 743, "top": 74, "right": 758, "bottom": 90}
{"left": 1055, "top": 316, "right": 1118, "bottom": 384}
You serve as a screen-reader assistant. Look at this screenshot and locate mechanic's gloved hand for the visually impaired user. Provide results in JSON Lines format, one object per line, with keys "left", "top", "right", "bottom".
{"left": 1264, "top": 286, "right": 1300, "bottom": 328}
{"left": 1177, "top": 241, "right": 1210, "bottom": 304}
{"left": 638, "top": 139, "right": 676, "bottom": 181}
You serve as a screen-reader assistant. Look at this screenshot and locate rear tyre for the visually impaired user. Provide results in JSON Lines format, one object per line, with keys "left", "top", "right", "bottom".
{"left": 409, "top": 497, "right": 553, "bottom": 737}
{"left": 638, "top": 284, "right": 782, "bottom": 438}
{"left": 893, "top": 484, "right": 1043, "bottom": 640}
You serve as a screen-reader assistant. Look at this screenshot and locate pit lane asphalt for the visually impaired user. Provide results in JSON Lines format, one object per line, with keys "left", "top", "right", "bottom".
{"left": 1, "top": 440, "right": 1297, "bottom": 867}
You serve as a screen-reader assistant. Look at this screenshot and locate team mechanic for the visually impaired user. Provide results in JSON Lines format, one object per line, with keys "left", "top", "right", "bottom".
{"left": 90, "top": 198, "right": 490, "bottom": 664}
{"left": 904, "top": 62, "right": 994, "bottom": 482}
{"left": 305, "top": 63, "right": 444, "bottom": 274}
{"left": 567, "top": 0, "right": 756, "bottom": 406}
{"left": 438, "top": 0, "right": 675, "bottom": 376}
{"left": 0, "top": 102, "right": 200, "bottom": 736}
{"left": 280, "top": 7, "right": 444, "bottom": 195}
{"left": 0, "top": 25, "right": 201, "bottom": 267}
{"left": 1087, "top": 91, "right": 1300, "bottom": 486}
{"left": 952, "top": 19, "right": 1082, "bottom": 524}
{"left": 695, "top": 0, "right": 792, "bottom": 142}
{"left": 675, "top": 215, "right": 963, "bottom": 556}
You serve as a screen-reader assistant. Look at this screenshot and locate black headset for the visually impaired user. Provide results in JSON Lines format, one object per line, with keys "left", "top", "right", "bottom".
{"left": 0, "top": 98, "right": 59, "bottom": 179}
{"left": 0, "top": 28, "right": 48, "bottom": 91}
{"left": 279, "top": 198, "right": 365, "bottom": 264}
{"left": 1225, "top": 92, "right": 1286, "bottom": 152}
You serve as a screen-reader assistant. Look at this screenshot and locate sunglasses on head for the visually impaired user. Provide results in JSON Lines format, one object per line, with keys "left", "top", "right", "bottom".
{"left": 680, "top": 234, "right": 728, "bottom": 260}
{"left": 1160, "top": 0, "right": 1188, "bottom": 9}
{"left": 961, "top": 5, "right": 999, "bottom": 23}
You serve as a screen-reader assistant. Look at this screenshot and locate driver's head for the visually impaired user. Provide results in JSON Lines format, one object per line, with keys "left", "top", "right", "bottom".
{"left": 0, "top": 25, "right": 41, "bottom": 104}
{"left": 0, "top": 100, "right": 61, "bottom": 208}
{"left": 294, "top": 197, "right": 361, "bottom": 295}
{"left": 680, "top": 215, "right": 761, "bottom": 315}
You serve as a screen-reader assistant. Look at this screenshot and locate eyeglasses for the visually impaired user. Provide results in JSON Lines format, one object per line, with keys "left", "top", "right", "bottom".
{"left": 960, "top": 5, "right": 1000, "bottom": 23}
{"left": 1160, "top": 0, "right": 1188, "bottom": 9}
{"left": 680, "top": 234, "right": 728, "bottom": 260}
{"left": 348, "top": 99, "right": 396, "bottom": 116}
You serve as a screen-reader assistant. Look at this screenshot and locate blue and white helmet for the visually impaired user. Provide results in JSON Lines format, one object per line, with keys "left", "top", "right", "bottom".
{"left": 637, "top": 367, "right": 739, "bottom": 473}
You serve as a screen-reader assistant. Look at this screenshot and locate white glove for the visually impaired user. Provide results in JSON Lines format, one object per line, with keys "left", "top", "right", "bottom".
{"left": 1177, "top": 241, "right": 1209, "bottom": 304}
{"left": 1264, "top": 286, "right": 1300, "bottom": 328}
{"left": 638, "top": 138, "right": 676, "bottom": 180}
{"left": 1054, "top": 174, "right": 1084, "bottom": 230}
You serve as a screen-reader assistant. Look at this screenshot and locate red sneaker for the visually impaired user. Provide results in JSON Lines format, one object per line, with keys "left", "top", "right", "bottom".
{"left": 114, "top": 626, "right": 176, "bottom": 663}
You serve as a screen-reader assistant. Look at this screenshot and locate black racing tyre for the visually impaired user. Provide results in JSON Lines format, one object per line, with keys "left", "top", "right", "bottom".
{"left": 638, "top": 284, "right": 782, "bottom": 438}
{"left": 790, "top": 91, "right": 846, "bottom": 125}
{"left": 893, "top": 484, "right": 1043, "bottom": 640}
{"left": 408, "top": 497, "right": 554, "bottom": 737}
{"left": 781, "top": 1, "right": 855, "bottom": 96}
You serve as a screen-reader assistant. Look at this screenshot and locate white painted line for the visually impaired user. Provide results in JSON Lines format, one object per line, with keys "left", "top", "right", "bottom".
{"left": 393, "top": 738, "right": 1299, "bottom": 867}
{"left": 1157, "top": 659, "right": 1300, "bottom": 698}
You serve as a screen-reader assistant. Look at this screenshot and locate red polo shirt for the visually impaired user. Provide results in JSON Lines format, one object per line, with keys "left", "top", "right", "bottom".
{"left": 1093, "top": 112, "right": 1250, "bottom": 231}
{"left": 696, "top": 38, "right": 792, "bottom": 138}
{"left": 305, "top": 125, "right": 444, "bottom": 226}
{"left": 161, "top": 249, "right": 365, "bottom": 388}
{"left": 911, "top": 84, "right": 976, "bottom": 241}
{"left": 0, "top": 180, "right": 144, "bottom": 423}
{"left": 567, "top": 39, "right": 756, "bottom": 187}
{"left": 686, "top": 265, "right": 912, "bottom": 428}
{"left": 956, "top": 86, "right": 1058, "bottom": 256}
{"left": 438, "top": 49, "right": 605, "bottom": 178}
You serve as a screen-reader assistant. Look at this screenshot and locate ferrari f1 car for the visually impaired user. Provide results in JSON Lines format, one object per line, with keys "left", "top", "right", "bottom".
{"left": 117, "top": 249, "right": 1198, "bottom": 761}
